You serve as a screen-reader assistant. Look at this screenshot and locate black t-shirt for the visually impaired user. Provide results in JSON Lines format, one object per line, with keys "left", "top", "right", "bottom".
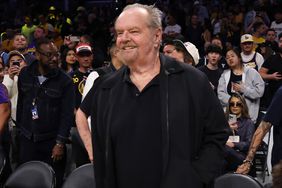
{"left": 227, "top": 71, "right": 242, "bottom": 95}
{"left": 198, "top": 65, "right": 223, "bottom": 94}
{"left": 70, "top": 70, "right": 90, "bottom": 109}
{"left": 263, "top": 86, "right": 282, "bottom": 165}
{"left": 262, "top": 54, "right": 282, "bottom": 99}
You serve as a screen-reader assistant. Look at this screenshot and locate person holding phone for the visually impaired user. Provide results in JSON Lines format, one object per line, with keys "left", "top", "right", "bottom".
{"left": 2, "top": 50, "right": 27, "bottom": 170}
{"left": 224, "top": 93, "right": 255, "bottom": 173}
{"left": 218, "top": 48, "right": 265, "bottom": 123}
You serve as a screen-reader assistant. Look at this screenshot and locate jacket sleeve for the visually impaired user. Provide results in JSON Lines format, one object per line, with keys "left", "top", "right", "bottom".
{"left": 16, "top": 72, "right": 23, "bottom": 127}
{"left": 234, "top": 119, "right": 255, "bottom": 152}
{"left": 241, "top": 69, "right": 265, "bottom": 100}
{"left": 217, "top": 72, "right": 230, "bottom": 107}
{"left": 192, "top": 73, "right": 229, "bottom": 184}
{"left": 56, "top": 78, "right": 75, "bottom": 143}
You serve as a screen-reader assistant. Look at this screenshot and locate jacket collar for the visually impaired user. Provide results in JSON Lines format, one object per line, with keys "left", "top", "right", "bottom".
{"left": 27, "top": 60, "right": 59, "bottom": 78}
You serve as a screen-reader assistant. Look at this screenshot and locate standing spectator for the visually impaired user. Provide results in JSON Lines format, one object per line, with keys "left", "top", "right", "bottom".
{"left": 70, "top": 43, "right": 93, "bottom": 110}
{"left": 60, "top": 48, "right": 78, "bottom": 74}
{"left": 92, "top": 3, "right": 228, "bottom": 188}
{"left": 28, "top": 26, "right": 47, "bottom": 54}
{"left": 259, "top": 33, "right": 282, "bottom": 107}
{"left": 0, "top": 58, "right": 11, "bottom": 186}
{"left": 163, "top": 39, "right": 199, "bottom": 66}
{"left": 270, "top": 8, "right": 282, "bottom": 42}
{"left": 197, "top": 36, "right": 229, "bottom": 70}
{"left": 70, "top": 43, "right": 93, "bottom": 167}
{"left": 21, "top": 16, "right": 37, "bottom": 46}
{"left": 12, "top": 33, "right": 36, "bottom": 65}
{"left": 3, "top": 51, "right": 27, "bottom": 169}
{"left": 240, "top": 34, "right": 264, "bottom": 70}
{"left": 186, "top": 14, "right": 205, "bottom": 55}
{"left": 265, "top": 28, "right": 279, "bottom": 53}
{"left": 252, "top": 21, "right": 268, "bottom": 50}
{"left": 17, "top": 38, "right": 74, "bottom": 187}
{"left": 76, "top": 40, "right": 123, "bottom": 163}
{"left": 224, "top": 93, "right": 255, "bottom": 172}
{"left": 163, "top": 12, "right": 182, "bottom": 40}
{"left": 218, "top": 48, "right": 265, "bottom": 123}
{"left": 198, "top": 44, "right": 223, "bottom": 94}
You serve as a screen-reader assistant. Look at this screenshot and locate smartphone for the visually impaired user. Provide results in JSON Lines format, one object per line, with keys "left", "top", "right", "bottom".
{"left": 69, "top": 36, "right": 80, "bottom": 42}
{"left": 229, "top": 114, "right": 237, "bottom": 124}
{"left": 12, "top": 61, "right": 20, "bottom": 66}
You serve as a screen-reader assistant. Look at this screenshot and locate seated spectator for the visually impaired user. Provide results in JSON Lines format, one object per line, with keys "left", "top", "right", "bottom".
{"left": 265, "top": 28, "right": 279, "bottom": 54}
{"left": 218, "top": 48, "right": 265, "bottom": 123}
{"left": 224, "top": 93, "right": 255, "bottom": 172}
{"left": 163, "top": 39, "right": 199, "bottom": 66}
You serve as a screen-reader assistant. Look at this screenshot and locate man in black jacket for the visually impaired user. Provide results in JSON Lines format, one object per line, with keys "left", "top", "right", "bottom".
{"left": 91, "top": 3, "right": 229, "bottom": 188}
{"left": 17, "top": 38, "right": 75, "bottom": 187}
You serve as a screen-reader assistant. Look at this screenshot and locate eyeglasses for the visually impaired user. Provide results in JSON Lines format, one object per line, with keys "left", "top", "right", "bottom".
{"left": 38, "top": 50, "right": 60, "bottom": 59}
{"left": 230, "top": 102, "right": 243, "bottom": 107}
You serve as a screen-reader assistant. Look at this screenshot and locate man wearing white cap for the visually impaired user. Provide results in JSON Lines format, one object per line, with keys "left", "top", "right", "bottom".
{"left": 163, "top": 39, "right": 200, "bottom": 66}
{"left": 240, "top": 34, "right": 264, "bottom": 70}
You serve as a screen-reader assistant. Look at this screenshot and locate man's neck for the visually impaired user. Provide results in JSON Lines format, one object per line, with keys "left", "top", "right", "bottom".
{"left": 243, "top": 51, "right": 253, "bottom": 56}
{"left": 112, "top": 59, "right": 123, "bottom": 70}
{"left": 207, "top": 62, "right": 218, "bottom": 70}
{"left": 78, "top": 67, "right": 91, "bottom": 73}
{"left": 129, "top": 56, "right": 161, "bottom": 91}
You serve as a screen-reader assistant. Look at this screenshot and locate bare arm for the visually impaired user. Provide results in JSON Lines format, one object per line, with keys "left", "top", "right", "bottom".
{"left": 76, "top": 108, "right": 93, "bottom": 162}
{"left": 259, "top": 67, "right": 282, "bottom": 81}
{"left": 0, "top": 103, "right": 10, "bottom": 134}
{"left": 236, "top": 120, "right": 272, "bottom": 174}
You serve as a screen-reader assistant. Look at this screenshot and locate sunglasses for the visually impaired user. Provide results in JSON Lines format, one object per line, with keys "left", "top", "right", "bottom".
{"left": 230, "top": 102, "right": 242, "bottom": 107}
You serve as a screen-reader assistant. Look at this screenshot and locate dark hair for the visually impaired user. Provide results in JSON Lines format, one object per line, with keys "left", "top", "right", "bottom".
{"left": 13, "top": 33, "right": 27, "bottom": 40}
{"left": 266, "top": 28, "right": 276, "bottom": 34}
{"left": 279, "top": 33, "right": 282, "bottom": 40}
{"left": 206, "top": 44, "right": 222, "bottom": 55}
{"left": 226, "top": 47, "right": 241, "bottom": 59}
{"left": 35, "top": 37, "right": 51, "bottom": 51}
{"left": 60, "top": 48, "right": 78, "bottom": 72}
{"left": 225, "top": 93, "right": 250, "bottom": 119}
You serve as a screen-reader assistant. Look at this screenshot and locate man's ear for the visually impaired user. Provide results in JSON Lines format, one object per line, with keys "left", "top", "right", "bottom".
{"left": 154, "top": 28, "right": 162, "bottom": 48}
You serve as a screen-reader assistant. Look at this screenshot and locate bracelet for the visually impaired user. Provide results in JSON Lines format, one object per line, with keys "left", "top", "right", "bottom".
{"left": 243, "top": 159, "right": 253, "bottom": 166}
{"left": 56, "top": 143, "right": 64, "bottom": 148}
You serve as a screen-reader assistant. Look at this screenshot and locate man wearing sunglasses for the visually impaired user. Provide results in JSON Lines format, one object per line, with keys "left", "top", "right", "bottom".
{"left": 17, "top": 37, "right": 75, "bottom": 187}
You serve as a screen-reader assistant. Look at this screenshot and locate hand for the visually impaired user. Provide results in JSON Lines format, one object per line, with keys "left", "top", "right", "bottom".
{"left": 271, "top": 72, "right": 282, "bottom": 81}
{"left": 51, "top": 144, "right": 64, "bottom": 162}
{"left": 232, "top": 82, "right": 242, "bottom": 92}
{"left": 226, "top": 141, "right": 235, "bottom": 148}
{"left": 229, "top": 122, "right": 238, "bottom": 131}
{"left": 236, "top": 162, "right": 251, "bottom": 174}
{"left": 8, "top": 65, "right": 20, "bottom": 80}
{"left": 64, "top": 36, "right": 72, "bottom": 46}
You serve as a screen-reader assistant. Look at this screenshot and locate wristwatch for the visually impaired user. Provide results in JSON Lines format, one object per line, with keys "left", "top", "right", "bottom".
{"left": 243, "top": 159, "right": 253, "bottom": 166}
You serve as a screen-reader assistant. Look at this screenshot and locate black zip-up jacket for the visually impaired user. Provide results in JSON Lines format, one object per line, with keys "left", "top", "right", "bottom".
{"left": 17, "top": 61, "right": 75, "bottom": 143}
{"left": 91, "top": 54, "right": 229, "bottom": 188}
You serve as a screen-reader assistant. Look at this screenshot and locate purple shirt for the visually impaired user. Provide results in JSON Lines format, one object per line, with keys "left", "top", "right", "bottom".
{"left": 0, "top": 83, "right": 9, "bottom": 104}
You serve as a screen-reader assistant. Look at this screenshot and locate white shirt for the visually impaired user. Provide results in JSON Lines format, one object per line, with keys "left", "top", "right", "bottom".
{"left": 240, "top": 51, "right": 264, "bottom": 70}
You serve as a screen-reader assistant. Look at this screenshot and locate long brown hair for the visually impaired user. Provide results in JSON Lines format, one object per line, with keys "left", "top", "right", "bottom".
{"left": 225, "top": 93, "right": 250, "bottom": 119}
